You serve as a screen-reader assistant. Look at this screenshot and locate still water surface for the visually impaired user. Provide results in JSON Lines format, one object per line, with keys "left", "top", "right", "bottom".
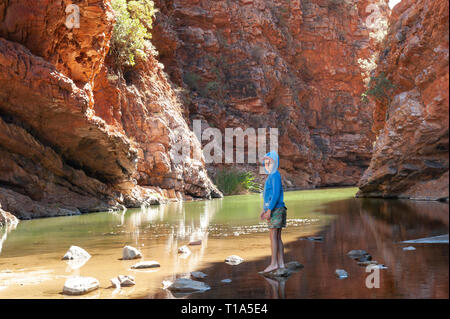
{"left": 0, "top": 188, "right": 448, "bottom": 298}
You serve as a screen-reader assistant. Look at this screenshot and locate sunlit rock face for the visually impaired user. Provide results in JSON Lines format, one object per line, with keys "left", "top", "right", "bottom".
{"left": 0, "top": 0, "right": 220, "bottom": 219}
{"left": 151, "top": 0, "right": 390, "bottom": 188}
{"left": 357, "top": 0, "right": 449, "bottom": 200}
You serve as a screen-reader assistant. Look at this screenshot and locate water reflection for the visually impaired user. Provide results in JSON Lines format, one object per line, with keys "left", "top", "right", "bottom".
{"left": 181, "top": 198, "right": 448, "bottom": 299}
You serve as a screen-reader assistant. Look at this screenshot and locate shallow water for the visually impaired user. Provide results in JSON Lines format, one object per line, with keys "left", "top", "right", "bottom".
{"left": 0, "top": 187, "right": 448, "bottom": 299}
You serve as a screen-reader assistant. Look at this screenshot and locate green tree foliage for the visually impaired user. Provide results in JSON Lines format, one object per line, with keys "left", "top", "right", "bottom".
{"left": 110, "top": 0, "right": 156, "bottom": 67}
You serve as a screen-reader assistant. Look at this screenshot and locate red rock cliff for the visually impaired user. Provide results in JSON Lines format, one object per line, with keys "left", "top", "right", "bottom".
{"left": 0, "top": 0, "right": 220, "bottom": 219}
{"left": 357, "top": 0, "right": 449, "bottom": 200}
{"left": 151, "top": 0, "right": 390, "bottom": 188}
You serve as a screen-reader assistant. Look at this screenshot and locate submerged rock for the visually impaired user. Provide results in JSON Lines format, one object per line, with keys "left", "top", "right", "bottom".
{"left": 335, "top": 269, "right": 348, "bottom": 279}
{"left": 122, "top": 246, "right": 142, "bottom": 260}
{"left": 347, "top": 250, "right": 371, "bottom": 261}
{"left": 131, "top": 261, "right": 160, "bottom": 269}
{"left": 401, "top": 235, "right": 449, "bottom": 244}
{"left": 191, "top": 271, "right": 208, "bottom": 279}
{"left": 403, "top": 246, "right": 416, "bottom": 251}
{"left": 178, "top": 245, "right": 191, "bottom": 255}
{"left": 357, "top": 260, "right": 378, "bottom": 266}
{"left": 225, "top": 255, "right": 244, "bottom": 265}
{"left": 221, "top": 279, "right": 232, "bottom": 283}
{"left": 167, "top": 278, "right": 211, "bottom": 292}
{"left": 62, "top": 246, "right": 91, "bottom": 261}
{"left": 286, "top": 261, "right": 304, "bottom": 270}
{"left": 63, "top": 277, "right": 99, "bottom": 295}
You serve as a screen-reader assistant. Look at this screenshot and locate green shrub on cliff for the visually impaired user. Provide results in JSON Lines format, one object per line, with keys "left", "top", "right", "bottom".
{"left": 110, "top": 0, "right": 156, "bottom": 67}
{"left": 214, "top": 169, "right": 261, "bottom": 195}
{"left": 361, "top": 72, "right": 395, "bottom": 102}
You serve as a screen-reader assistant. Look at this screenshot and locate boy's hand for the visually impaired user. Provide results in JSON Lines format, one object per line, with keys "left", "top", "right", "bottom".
{"left": 261, "top": 209, "right": 271, "bottom": 220}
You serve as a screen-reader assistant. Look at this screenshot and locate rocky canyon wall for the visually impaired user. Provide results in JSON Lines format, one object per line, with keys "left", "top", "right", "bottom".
{"left": 151, "top": 0, "right": 390, "bottom": 188}
{"left": 357, "top": 0, "right": 449, "bottom": 200}
{"left": 0, "top": 0, "right": 220, "bottom": 220}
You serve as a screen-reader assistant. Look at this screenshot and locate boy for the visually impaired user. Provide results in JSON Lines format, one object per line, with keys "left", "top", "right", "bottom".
{"left": 260, "top": 151, "right": 287, "bottom": 273}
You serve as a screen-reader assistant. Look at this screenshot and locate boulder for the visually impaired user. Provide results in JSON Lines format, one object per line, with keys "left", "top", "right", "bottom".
{"left": 62, "top": 246, "right": 91, "bottom": 261}
{"left": 123, "top": 246, "right": 142, "bottom": 260}
{"left": 118, "top": 275, "right": 136, "bottom": 286}
{"left": 225, "top": 255, "right": 244, "bottom": 265}
{"left": 191, "top": 271, "right": 208, "bottom": 279}
{"left": 131, "top": 261, "right": 160, "bottom": 269}
{"left": 335, "top": 269, "right": 348, "bottom": 279}
{"left": 62, "top": 277, "right": 99, "bottom": 295}
{"left": 167, "top": 278, "right": 211, "bottom": 292}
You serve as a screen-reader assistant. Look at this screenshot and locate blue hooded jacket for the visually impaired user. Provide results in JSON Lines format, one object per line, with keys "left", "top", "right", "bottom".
{"left": 262, "top": 151, "right": 285, "bottom": 211}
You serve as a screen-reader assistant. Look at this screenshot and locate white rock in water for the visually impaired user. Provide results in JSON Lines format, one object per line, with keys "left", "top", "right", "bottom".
{"left": 225, "top": 255, "right": 244, "bottom": 265}
{"left": 335, "top": 269, "right": 348, "bottom": 279}
{"left": 62, "top": 246, "right": 91, "bottom": 260}
{"left": 191, "top": 271, "right": 208, "bottom": 279}
{"left": 131, "top": 260, "right": 160, "bottom": 269}
{"left": 221, "top": 278, "right": 232, "bottom": 283}
{"left": 63, "top": 277, "right": 99, "bottom": 295}
{"left": 178, "top": 245, "right": 191, "bottom": 255}
{"left": 118, "top": 275, "right": 135, "bottom": 286}
{"left": 162, "top": 280, "right": 173, "bottom": 289}
{"left": 110, "top": 277, "right": 121, "bottom": 289}
{"left": 403, "top": 246, "right": 416, "bottom": 251}
{"left": 168, "top": 278, "right": 211, "bottom": 292}
{"left": 122, "top": 245, "right": 142, "bottom": 260}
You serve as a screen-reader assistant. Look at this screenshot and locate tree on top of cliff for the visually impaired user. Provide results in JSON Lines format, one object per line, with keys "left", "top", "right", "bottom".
{"left": 109, "top": 0, "right": 157, "bottom": 68}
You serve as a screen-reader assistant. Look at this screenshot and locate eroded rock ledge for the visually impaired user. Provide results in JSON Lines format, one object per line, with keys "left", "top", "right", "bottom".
{"left": 357, "top": 0, "right": 449, "bottom": 201}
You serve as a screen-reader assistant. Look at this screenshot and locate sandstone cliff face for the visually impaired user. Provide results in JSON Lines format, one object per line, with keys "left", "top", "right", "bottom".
{"left": 151, "top": 0, "right": 389, "bottom": 188}
{"left": 357, "top": 0, "right": 449, "bottom": 200}
{"left": 0, "top": 0, "right": 220, "bottom": 219}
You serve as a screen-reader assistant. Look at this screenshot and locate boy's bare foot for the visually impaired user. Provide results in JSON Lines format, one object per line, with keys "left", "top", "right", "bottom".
{"left": 263, "top": 264, "right": 278, "bottom": 273}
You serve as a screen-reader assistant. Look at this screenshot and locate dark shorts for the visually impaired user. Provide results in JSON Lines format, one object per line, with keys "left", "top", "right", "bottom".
{"left": 268, "top": 206, "right": 287, "bottom": 229}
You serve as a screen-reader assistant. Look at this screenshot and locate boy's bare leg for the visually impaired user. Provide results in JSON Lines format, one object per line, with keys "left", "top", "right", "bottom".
{"left": 277, "top": 228, "right": 285, "bottom": 268}
{"left": 263, "top": 228, "right": 279, "bottom": 272}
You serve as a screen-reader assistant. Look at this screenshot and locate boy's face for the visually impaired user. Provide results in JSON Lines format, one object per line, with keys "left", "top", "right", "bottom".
{"left": 264, "top": 158, "right": 273, "bottom": 172}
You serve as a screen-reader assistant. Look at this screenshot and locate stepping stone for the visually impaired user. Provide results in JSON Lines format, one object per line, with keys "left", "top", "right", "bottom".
{"left": 335, "top": 269, "right": 348, "bottom": 279}
{"left": 191, "top": 271, "right": 208, "bottom": 279}
{"left": 63, "top": 277, "right": 99, "bottom": 295}
{"left": 347, "top": 250, "right": 372, "bottom": 262}
{"left": 302, "top": 236, "right": 323, "bottom": 241}
{"left": 401, "top": 234, "right": 449, "bottom": 244}
{"left": 357, "top": 260, "right": 378, "bottom": 266}
{"left": 62, "top": 246, "right": 91, "bottom": 260}
{"left": 225, "top": 255, "right": 244, "bottom": 265}
{"left": 167, "top": 278, "right": 211, "bottom": 292}
{"left": 122, "top": 245, "right": 142, "bottom": 260}
{"left": 118, "top": 275, "right": 135, "bottom": 286}
{"left": 286, "top": 261, "right": 304, "bottom": 270}
{"left": 259, "top": 267, "right": 292, "bottom": 278}
{"left": 403, "top": 246, "right": 416, "bottom": 251}
{"left": 131, "top": 260, "right": 160, "bottom": 269}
